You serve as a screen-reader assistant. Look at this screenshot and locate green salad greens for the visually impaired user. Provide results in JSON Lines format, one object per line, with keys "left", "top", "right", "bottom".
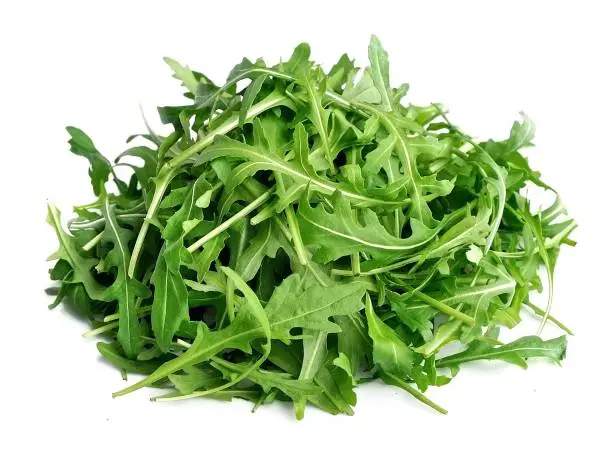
{"left": 47, "top": 36, "right": 575, "bottom": 418}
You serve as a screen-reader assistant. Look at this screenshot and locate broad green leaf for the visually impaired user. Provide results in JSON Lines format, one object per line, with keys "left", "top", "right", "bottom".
{"left": 101, "top": 196, "right": 150, "bottom": 358}
{"left": 422, "top": 205, "right": 491, "bottom": 259}
{"left": 49, "top": 39, "right": 576, "bottom": 417}
{"left": 327, "top": 53, "right": 354, "bottom": 92}
{"left": 299, "top": 66, "right": 333, "bottom": 167}
{"left": 299, "top": 330, "right": 328, "bottom": 380}
{"left": 116, "top": 146, "right": 158, "bottom": 189}
{"left": 212, "top": 358, "right": 320, "bottom": 415}
{"left": 189, "top": 232, "right": 229, "bottom": 282}
{"left": 164, "top": 57, "right": 199, "bottom": 94}
{"left": 97, "top": 342, "right": 161, "bottom": 375}
{"left": 343, "top": 68, "right": 382, "bottom": 104}
{"left": 196, "top": 136, "right": 410, "bottom": 208}
{"left": 437, "top": 335, "right": 567, "bottom": 369}
{"left": 168, "top": 366, "right": 224, "bottom": 395}
{"left": 387, "top": 292, "right": 436, "bottom": 341}
{"left": 46, "top": 204, "right": 105, "bottom": 300}
{"left": 506, "top": 112, "right": 535, "bottom": 154}
{"left": 361, "top": 106, "right": 450, "bottom": 226}
{"left": 335, "top": 314, "right": 371, "bottom": 375}
{"left": 298, "top": 194, "right": 441, "bottom": 263}
{"left": 362, "top": 134, "right": 396, "bottom": 176}
{"left": 150, "top": 254, "right": 189, "bottom": 352}
{"left": 239, "top": 74, "right": 267, "bottom": 126}
{"left": 66, "top": 127, "right": 112, "bottom": 196}
{"left": 368, "top": 35, "right": 393, "bottom": 111}
{"left": 235, "top": 221, "right": 282, "bottom": 281}
{"left": 265, "top": 275, "right": 367, "bottom": 338}
{"left": 152, "top": 176, "right": 210, "bottom": 351}
{"left": 282, "top": 42, "right": 311, "bottom": 74}
{"left": 365, "top": 295, "right": 415, "bottom": 377}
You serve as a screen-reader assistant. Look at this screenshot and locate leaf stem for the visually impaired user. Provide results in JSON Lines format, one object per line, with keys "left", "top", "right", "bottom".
{"left": 83, "top": 321, "right": 119, "bottom": 337}
{"left": 104, "top": 305, "right": 153, "bottom": 323}
{"left": 285, "top": 207, "right": 309, "bottom": 265}
{"left": 332, "top": 254, "right": 419, "bottom": 277}
{"left": 382, "top": 372, "right": 447, "bottom": 414}
{"left": 526, "top": 301, "right": 573, "bottom": 335}
{"left": 82, "top": 232, "right": 103, "bottom": 251}
{"left": 187, "top": 191, "right": 271, "bottom": 253}
{"left": 409, "top": 289, "right": 475, "bottom": 326}
{"left": 128, "top": 169, "right": 175, "bottom": 277}
{"left": 351, "top": 253, "right": 361, "bottom": 275}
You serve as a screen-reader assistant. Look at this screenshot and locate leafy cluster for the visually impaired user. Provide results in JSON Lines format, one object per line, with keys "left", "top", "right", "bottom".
{"left": 47, "top": 36, "right": 575, "bottom": 418}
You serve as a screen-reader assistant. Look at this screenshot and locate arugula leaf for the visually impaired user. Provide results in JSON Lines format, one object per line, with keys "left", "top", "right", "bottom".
{"left": 150, "top": 254, "right": 189, "bottom": 352}
{"left": 66, "top": 127, "right": 112, "bottom": 196}
{"left": 47, "top": 203, "right": 105, "bottom": 300}
{"left": 437, "top": 335, "right": 567, "bottom": 369}
{"left": 365, "top": 295, "right": 415, "bottom": 377}
{"left": 211, "top": 358, "right": 320, "bottom": 406}
{"left": 47, "top": 37, "right": 576, "bottom": 418}
{"left": 299, "top": 194, "right": 440, "bottom": 263}
{"left": 368, "top": 35, "right": 393, "bottom": 111}
{"left": 101, "top": 197, "right": 150, "bottom": 357}
{"left": 164, "top": 57, "right": 200, "bottom": 94}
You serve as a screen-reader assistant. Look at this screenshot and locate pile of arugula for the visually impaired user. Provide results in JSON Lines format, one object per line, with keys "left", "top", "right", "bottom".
{"left": 47, "top": 36, "right": 576, "bottom": 418}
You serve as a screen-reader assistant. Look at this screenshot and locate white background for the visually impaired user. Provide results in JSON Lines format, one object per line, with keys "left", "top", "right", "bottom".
{"left": 1, "top": 1, "right": 611, "bottom": 456}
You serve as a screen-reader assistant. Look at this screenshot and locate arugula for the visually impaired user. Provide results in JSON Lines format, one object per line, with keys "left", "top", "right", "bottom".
{"left": 47, "top": 36, "right": 575, "bottom": 419}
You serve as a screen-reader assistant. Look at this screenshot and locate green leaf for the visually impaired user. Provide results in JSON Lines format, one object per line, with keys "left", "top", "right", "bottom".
{"left": 150, "top": 254, "right": 189, "bottom": 352}
{"left": 47, "top": 203, "right": 105, "bottom": 300}
{"left": 101, "top": 196, "right": 150, "bottom": 358}
{"left": 362, "top": 134, "right": 396, "bottom": 176}
{"left": 362, "top": 107, "right": 451, "bottom": 226}
{"left": 221, "top": 266, "right": 272, "bottom": 347}
{"left": 49, "top": 39, "right": 576, "bottom": 416}
{"left": 506, "top": 112, "right": 535, "bottom": 154}
{"left": 343, "top": 68, "right": 382, "bottom": 104}
{"left": 299, "top": 330, "right": 328, "bottom": 380}
{"left": 239, "top": 74, "right": 268, "bottom": 126}
{"left": 299, "top": 66, "right": 333, "bottom": 167}
{"left": 66, "top": 127, "right": 112, "bottom": 196}
{"left": 335, "top": 314, "right": 371, "bottom": 375}
{"left": 189, "top": 232, "right": 229, "bottom": 282}
{"left": 168, "top": 366, "right": 225, "bottom": 395}
{"left": 235, "top": 221, "right": 282, "bottom": 281}
{"left": 283, "top": 42, "right": 311, "bottom": 74}
{"left": 265, "top": 275, "right": 367, "bottom": 338}
{"left": 164, "top": 57, "right": 199, "bottom": 94}
{"left": 365, "top": 295, "right": 415, "bottom": 377}
{"left": 196, "top": 136, "right": 410, "bottom": 208}
{"left": 212, "top": 358, "right": 320, "bottom": 407}
{"left": 97, "top": 342, "right": 161, "bottom": 375}
{"left": 421, "top": 205, "right": 491, "bottom": 260}
{"left": 116, "top": 146, "right": 158, "bottom": 189}
{"left": 368, "top": 35, "right": 393, "bottom": 111}
{"left": 152, "top": 175, "right": 212, "bottom": 351}
{"left": 298, "top": 194, "right": 441, "bottom": 263}
{"left": 437, "top": 335, "right": 567, "bottom": 369}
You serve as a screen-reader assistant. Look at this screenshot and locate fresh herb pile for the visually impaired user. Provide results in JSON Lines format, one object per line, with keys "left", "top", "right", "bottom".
{"left": 47, "top": 37, "right": 576, "bottom": 418}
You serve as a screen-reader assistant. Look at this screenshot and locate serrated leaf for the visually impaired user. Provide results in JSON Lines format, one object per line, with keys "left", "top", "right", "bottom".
{"left": 46, "top": 204, "right": 105, "bottom": 300}
{"left": 101, "top": 197, "right": 150, "bottom": 357}
{"left": 164, "top": 57, "right": 199, "bottom": 94}
{"left": 298, "top": 193, "right": 441, "bottom": 263}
